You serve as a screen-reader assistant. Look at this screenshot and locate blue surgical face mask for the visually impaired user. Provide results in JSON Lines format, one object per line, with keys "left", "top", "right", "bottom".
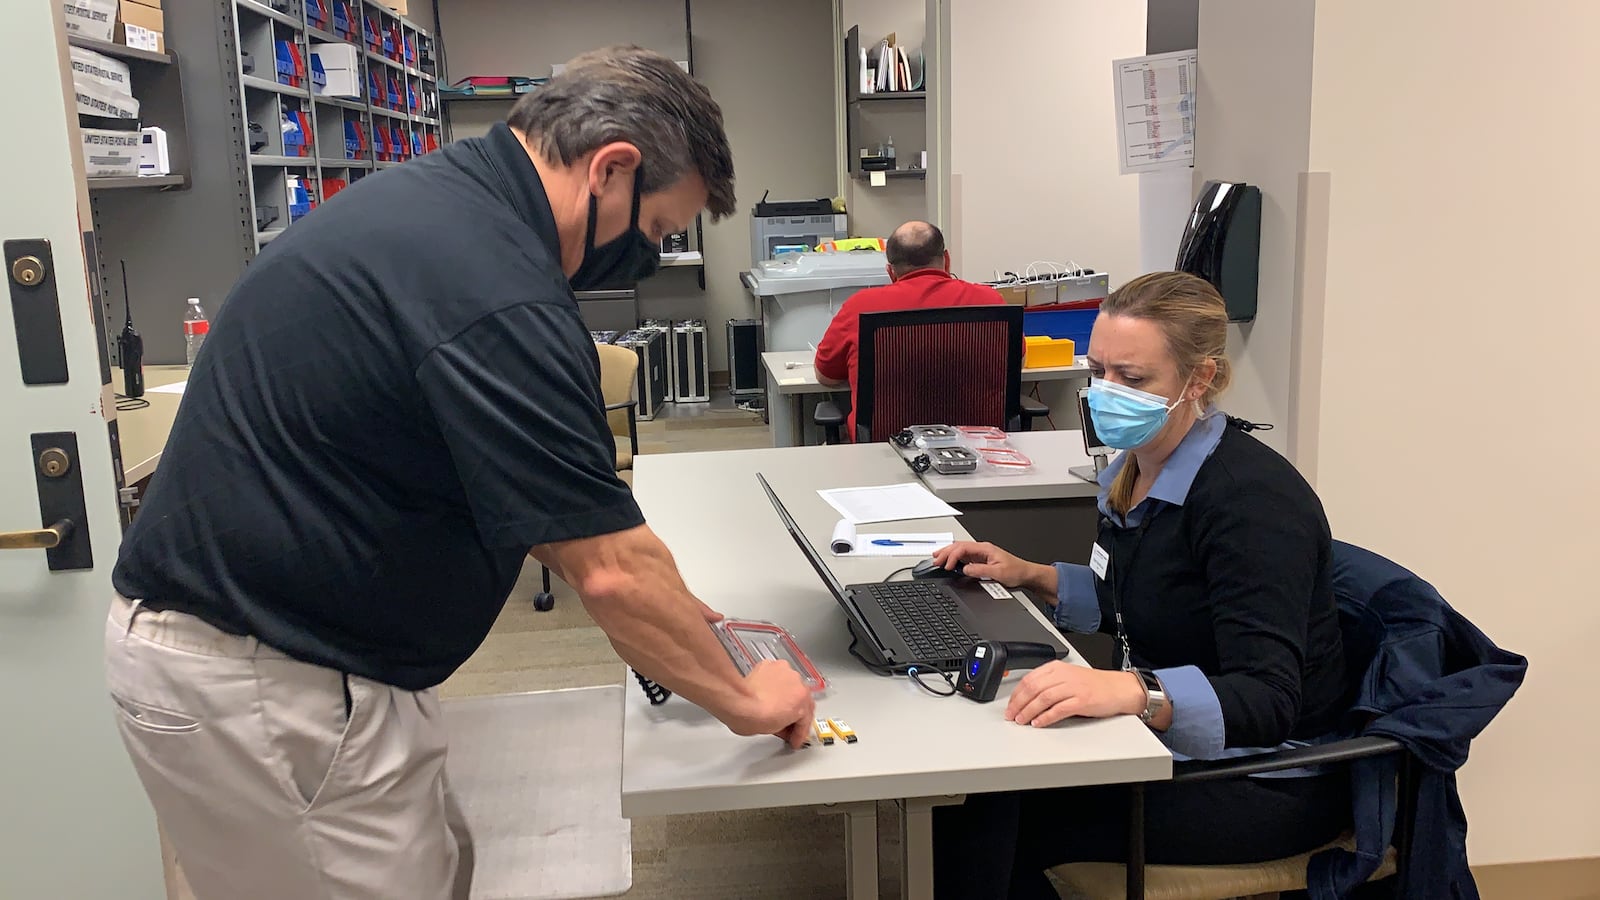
{"left": 1086, "top": 379, "right": 1187, "bottom": 450}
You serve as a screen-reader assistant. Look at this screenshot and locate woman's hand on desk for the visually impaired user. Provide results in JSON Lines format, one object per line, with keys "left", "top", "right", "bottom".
{"left": 1004, "top": 662, "right": 1146, "bottom": 728}
{"left": 933, "top": 542, "right": 1058, "bottom": 600}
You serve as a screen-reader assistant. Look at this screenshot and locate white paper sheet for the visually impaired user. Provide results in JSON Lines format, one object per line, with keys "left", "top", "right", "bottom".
{"left": 145, "top": 380, "right": 187, "bottom": 395}
{"left": 817, "top": 482, "right": 962, "bottom": 525}
{"left": 1112, "top": 50, "right": 1198, "bottom": 174}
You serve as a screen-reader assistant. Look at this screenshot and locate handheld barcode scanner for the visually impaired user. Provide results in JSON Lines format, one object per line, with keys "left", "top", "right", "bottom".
{"left": 117, "top": 260, "right": 144, "bottom": 399}
{"left": 956, "top": 640, "right": 1059, "bottom": 703}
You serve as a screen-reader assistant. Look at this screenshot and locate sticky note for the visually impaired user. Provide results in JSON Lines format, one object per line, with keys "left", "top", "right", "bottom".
{"left": 869, "top": 171, "right": 887, "bottom": 187}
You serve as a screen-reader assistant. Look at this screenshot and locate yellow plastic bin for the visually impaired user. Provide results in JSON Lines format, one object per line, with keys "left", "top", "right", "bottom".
{"left": 1023, "top": 336, "right": 1076, "bottom": 368}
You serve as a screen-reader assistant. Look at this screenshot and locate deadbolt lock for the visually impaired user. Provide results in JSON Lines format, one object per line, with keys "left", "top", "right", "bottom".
{"left": 11, "top": 255, "right": 45, "bottom": 287}
{"left": 38, "top": 447, "right": 70, "bottom": 478}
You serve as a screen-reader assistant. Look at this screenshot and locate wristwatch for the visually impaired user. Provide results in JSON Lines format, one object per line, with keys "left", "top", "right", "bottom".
{"left": 1133, "top": 668, "right": 1167, "bottom": 725}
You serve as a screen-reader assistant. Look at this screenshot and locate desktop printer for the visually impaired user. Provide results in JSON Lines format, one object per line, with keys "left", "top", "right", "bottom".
{"left": 750, "top": 190, "right": 847, "bottom": 263}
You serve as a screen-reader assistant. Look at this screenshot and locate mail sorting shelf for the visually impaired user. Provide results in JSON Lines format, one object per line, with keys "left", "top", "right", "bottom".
{"left": 233, "top": 0, "right": 441, "bottom": 252}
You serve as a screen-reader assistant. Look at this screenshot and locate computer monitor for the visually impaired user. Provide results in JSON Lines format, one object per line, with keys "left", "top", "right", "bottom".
{"left": 1069, "top": 387, "right": 1112, "bottom": 484}
{"left": 1077, "top": 386, "right": 1111, "bottom": 457}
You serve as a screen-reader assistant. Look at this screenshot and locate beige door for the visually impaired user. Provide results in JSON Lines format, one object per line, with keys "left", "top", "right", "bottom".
{"left": 0, "top": 3, "right": 165, "bottom": 897}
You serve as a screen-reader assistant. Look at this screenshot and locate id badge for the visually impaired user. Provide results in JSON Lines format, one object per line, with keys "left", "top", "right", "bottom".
{"left": 1089, "top": 543, "right": 1109, "bottom": 580}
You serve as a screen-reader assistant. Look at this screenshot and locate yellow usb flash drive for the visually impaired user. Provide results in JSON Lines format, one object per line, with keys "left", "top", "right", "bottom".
{"left": 813, "top": 718, "right": 836, "bottom": 746}
{"left": 827, "top": 718, "right": 858, "bottom": 743}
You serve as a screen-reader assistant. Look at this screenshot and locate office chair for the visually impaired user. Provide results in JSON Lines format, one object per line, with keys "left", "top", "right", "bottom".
{"left": 533, "top": 343, "right": 640, "bottom": 612}
{"left": 813, "top": 305, "right": 1048, "bottom": 444}
{"left": 1048, "top": 541, "right": 1529, "bottom": 899}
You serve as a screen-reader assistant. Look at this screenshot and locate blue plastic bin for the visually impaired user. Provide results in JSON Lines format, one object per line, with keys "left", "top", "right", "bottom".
{"left": 1023, "top": 308, "right": 1097, "bottom": 352}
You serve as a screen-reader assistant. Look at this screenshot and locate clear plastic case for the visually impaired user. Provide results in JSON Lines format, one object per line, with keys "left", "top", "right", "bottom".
{"left": 713, "top": 619, "right": 828, "bottom": 693}
{"left": 977, "top": 446, "right": 1034, "bottom": 473}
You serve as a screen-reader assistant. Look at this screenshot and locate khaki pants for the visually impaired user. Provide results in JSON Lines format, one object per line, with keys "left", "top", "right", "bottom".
{"left": 105, "top": 596, "right": 473, "bottom": 900}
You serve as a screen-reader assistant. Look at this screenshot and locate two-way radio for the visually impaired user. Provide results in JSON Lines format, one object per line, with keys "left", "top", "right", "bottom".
{"left": 116, "top": 260, "right": 144, "bottom": 399}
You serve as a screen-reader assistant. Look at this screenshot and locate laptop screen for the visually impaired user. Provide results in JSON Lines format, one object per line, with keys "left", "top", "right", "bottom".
{"left": 755, "top": 473, "right": 857, "bottom": 614}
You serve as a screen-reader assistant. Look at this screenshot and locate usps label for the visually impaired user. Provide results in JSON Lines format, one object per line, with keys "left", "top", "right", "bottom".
{"left": 123, "top": 23, "right": 161, "bottom": 52}
{"left": 981, "top": 581, "right": 1012, "bottom": 600}
{"left": 1089, "top": 543, "right": 1109, "bottom": 580}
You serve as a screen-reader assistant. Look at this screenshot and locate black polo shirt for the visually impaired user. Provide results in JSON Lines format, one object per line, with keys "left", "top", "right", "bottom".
{"left": 113, "top": 123, "right": 643, "bottom": 690}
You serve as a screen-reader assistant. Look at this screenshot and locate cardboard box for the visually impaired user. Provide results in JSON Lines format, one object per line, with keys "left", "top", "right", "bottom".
{"left": 62, "top": 0, "right": 118, "bottom": 41}
{"left": 138, "top": 126, "right": 170, "bottom": 175}
{"left": 115, "top": 0, "right": 164, "bottom": 53}
{"left": 70, "top": 45, "right": 133, "bottom": 96}
{"left": 375, "top": 0, "right": 408, "bottom": 15}
{"left": 80, "top": 127, "right": 141, "bottom": 178}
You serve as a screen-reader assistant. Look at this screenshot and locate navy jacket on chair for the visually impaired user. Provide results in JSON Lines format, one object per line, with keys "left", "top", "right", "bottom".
{"left": 1307, "top": 542, "right": 1528, "bottom": 900}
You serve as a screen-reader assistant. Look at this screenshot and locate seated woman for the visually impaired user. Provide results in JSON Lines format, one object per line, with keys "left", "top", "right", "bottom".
{"left": 930, "top": 271, "right": 1349, "bottom": 900}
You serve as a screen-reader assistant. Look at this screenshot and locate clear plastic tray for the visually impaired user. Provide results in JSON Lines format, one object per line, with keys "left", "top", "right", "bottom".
{"left": 978, "top": 446, "right": 1034, "bottom": 473}
{"left": 713, "top": 619, "right": 828, "bottom": 693}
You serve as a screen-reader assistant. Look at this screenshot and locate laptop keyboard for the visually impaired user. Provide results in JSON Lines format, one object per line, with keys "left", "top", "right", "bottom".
{"left": 860, "top": 581, "right": 983, "bottom": 665}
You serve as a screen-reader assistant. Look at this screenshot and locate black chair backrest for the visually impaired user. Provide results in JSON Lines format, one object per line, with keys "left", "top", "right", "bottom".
{"left": 855, "top": 305, "right": 1024, "bottom": 443}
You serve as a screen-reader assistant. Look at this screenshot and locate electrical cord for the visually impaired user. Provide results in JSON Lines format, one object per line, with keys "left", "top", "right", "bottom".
{"left": 848, "top": 635, "right": 963, "bottom": 698}
{"left": 882, "top": 566, "right": 915, "bottom": 582}
{"left": 114, "top": 394, "right": 149, "bottom": 411}
{"left": 906, "top": 664, "right": 958, "bottom": 697}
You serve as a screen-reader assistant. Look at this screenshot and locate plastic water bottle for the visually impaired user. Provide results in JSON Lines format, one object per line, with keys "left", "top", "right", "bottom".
{"left": 885, "top": 135, "right": 896, "bottom": 167}
{"left": 183, "top": 297, "right": 209, "bottom": 366}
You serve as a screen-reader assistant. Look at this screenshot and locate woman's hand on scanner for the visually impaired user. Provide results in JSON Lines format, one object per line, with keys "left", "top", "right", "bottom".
{"left": 1004, "top": 662, "right": 1146, "bottom": 727}
{"left": 934, "top": 542, "right": 1058, "bottom": 601}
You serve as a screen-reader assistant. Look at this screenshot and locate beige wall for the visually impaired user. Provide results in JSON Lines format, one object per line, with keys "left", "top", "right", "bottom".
{"left": 437, "top": 0, "right": 689, "bottom": 140}
{"left": 946, "top": 0, "right": 1143, "bottom": 284}
{"left": 435, "top": 0, "right": 836, "bottom": 370}
{"left": 841, "top": 0, "right": 929, "bottom": 241}
{"left": 692, "top": 0, "right": 838, "bottom": 367}
{"left": 1191, "top": 0, "right": 1315, "bottom": 454}
{"left": 1302, "top": 0, "right": 1600, "bottom": 865}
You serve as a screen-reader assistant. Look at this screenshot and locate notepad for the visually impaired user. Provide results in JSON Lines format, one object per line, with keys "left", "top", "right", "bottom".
{"left": 829, "top": 519, "right": 953, "bottom": 556}
{"left": 818, "top": 483, "right": 962, "bottom": 525}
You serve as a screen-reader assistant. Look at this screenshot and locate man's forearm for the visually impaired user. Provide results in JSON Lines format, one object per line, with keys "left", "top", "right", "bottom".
{"left": 546, "top": 525, "right": 755, "bottom": 725}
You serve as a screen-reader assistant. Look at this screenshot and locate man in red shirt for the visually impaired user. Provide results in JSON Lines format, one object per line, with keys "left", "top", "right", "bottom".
{"left": 813, "top": 221, "right": 1004, "bottom": 440}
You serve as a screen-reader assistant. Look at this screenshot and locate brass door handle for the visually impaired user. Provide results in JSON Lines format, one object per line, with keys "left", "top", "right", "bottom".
{"left": 0, "top": 519, "right": 74, "bottom": 550}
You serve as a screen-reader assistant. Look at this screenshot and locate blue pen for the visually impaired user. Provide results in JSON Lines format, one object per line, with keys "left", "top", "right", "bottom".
{"left": 871, "top": 538, "right": 943, "bottom": 547}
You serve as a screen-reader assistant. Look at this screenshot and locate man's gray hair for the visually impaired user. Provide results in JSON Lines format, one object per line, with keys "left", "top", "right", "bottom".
{"left": 507, "top": 45, "right": 736, "bottom": 220}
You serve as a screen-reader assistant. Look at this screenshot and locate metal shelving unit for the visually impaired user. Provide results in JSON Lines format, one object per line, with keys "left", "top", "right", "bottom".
{"left": 234, "top": 0, "right": 441, "bottom": 255}
{"left": 88, "top": 0, "right": 441, "bottom": 366}
{"left": 88, "top": 175, "right": 190, "bottom": 190}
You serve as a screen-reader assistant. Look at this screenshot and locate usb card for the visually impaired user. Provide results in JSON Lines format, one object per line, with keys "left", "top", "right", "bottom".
{"left": 827, "top": 718, "right": 858, "bottom": 744}
{"left": 812, "top": 718, "right": 837, "bottom": 746}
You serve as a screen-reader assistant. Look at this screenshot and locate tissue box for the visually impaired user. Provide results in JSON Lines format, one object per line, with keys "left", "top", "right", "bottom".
{"left": 80, "top": 127, "right": 141, "bottom": 177}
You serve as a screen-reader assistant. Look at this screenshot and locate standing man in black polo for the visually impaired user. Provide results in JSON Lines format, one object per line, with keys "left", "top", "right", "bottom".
{"left": 104, "top": 46, "right": 813, "bottom": 899}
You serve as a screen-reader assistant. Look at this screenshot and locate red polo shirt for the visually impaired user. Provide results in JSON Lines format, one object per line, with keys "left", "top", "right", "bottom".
{"left": 813, "top": 268, "right": 1005, "bottom": 440}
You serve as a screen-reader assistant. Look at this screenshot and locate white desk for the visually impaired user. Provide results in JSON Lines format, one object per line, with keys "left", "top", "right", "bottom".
{"left": 116, "top": 365, "right": 188, "bottom": 483}
{"left": 625, "top": 443, "right": 1171, "bottom": 899}
{"left": 761, "top": 350, "right": 1093, "bottom": 447}
{"left": 913, "top": 430, "right": 1101, "bottom": 504}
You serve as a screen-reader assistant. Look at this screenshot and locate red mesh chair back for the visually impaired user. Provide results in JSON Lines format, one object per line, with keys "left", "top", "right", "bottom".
{"left": 855, "top": 306, "right": 1024, "bottom": 443}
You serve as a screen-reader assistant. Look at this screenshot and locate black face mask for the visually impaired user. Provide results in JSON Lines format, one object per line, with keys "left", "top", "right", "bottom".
{"left": 569, "top": 165, "right": 661, "bottom": 291}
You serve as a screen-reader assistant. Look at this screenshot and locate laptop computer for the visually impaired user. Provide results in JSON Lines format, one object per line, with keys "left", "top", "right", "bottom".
{"left": 756, "top": 473, "right": 1069, "bottom": 672}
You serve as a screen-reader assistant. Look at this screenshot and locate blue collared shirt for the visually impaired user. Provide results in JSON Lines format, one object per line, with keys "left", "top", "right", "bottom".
{"left": 1051, "top": 412, "right": 1316, "bottom": 769}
